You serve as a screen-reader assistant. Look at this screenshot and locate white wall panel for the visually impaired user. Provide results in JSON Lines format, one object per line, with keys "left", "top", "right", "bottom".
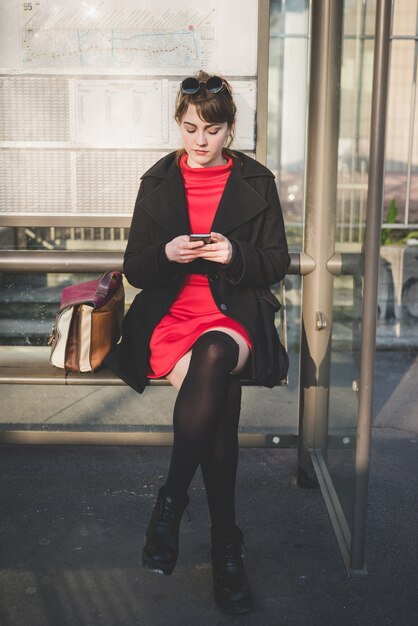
{"left": 0, "top": 0, "right": 260, "bottom": 219}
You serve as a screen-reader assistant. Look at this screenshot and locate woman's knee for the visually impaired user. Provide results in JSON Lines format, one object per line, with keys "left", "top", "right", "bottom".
{"left": 167, "top": 330, "right": 249, "bottom": 390}
{"left": 191, "top": 330, "right": 240, "bottom": 371}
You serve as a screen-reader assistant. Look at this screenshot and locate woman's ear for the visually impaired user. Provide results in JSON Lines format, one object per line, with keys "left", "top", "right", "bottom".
{"left": 226, "top": 124, "right": 235, "bottom": 147}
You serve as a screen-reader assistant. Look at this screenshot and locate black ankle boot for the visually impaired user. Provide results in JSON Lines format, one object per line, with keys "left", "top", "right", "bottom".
{"left": 211, "top": 527, "right": 252, "bottom": 614}
{"left": 142, "top": 486, "right": 189, "bottom": 576}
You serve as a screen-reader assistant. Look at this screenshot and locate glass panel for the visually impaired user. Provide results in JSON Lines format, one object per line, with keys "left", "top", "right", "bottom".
{"left": 283, "top": 0, "right": 309, "bottom": 34}
{"left": 268, "top": 0, "right": 309, "bottom": 248}
{"left": 343, "top": 0, "right": 362, "bottom": 35}
{"left": 0, "top": 227, "right": 140, "bottom": 432}
{"left": 0, "top": 270, "right": 134, "bottom": 347}
{"left": 392, "top": 0, "right": 418, "bottom": 36}
{"left": 323, "top": 1, "right": 376, "bottom": 528}
{"left": 262, "top": 0, "right": 308, "bottom": 439}
{"left": 326, "top": 270, "right": 362, "bottom": 528}
{"left": 380, "top": 15, "right": 418, "bottom": 346}
{"left": 384, "top": 40, "right": 416, "bottom": 225}
{"left": 0, "top": 226, "right": 129, "bottom": 251}
{"left": 1, "top": 384, "right": 177, "bottom": 432}
{"left": 411, "top": 69, "right": 418, "bottom": 223}
{"left": 343, "top": 0, "right": 376, "bottom": 36}
{"left": 279, "top": 35, "right": 308, "bottom": 245}
{"left": 338, "top": 35, "right": 374, "bottom": 243}
{"left": 364, "top": 0, "right": 377, "bottom": 35}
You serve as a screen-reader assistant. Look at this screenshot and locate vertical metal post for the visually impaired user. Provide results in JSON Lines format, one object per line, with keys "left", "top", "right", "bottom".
{"left": 256, "top": 0, "right": 271, "bottom": 165}
{"left": 350, "top": 0, "right": 392, "bottom": 573}
{"left": 276, "top": 0, "right": 286, "bottom": 177}
{"left": 297, "top": 0, "right": 343, "bottom": 487}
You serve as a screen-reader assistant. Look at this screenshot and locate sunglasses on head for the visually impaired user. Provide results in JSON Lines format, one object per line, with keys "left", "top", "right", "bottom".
{"left": 180, "top": 76, "right": 227, "bottom": 95}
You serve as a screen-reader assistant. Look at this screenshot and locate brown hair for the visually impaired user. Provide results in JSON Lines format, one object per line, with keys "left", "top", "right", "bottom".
{"left": 174, "top": 71, "right": 237, "bottom": 161}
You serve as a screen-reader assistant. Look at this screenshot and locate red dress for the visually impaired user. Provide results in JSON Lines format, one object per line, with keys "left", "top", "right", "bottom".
{"left": 147, "top": 154, "right": 252, "bottom": 378}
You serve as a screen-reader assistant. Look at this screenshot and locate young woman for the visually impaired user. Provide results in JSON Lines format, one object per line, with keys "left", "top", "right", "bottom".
{"left": 106, "top": 71, "right": 290, "bottom": 614}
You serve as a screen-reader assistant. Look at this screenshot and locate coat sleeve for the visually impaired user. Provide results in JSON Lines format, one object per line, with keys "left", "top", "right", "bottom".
{"left": 123, "top": 180, "right": 184, "bottom": 289}
{"left": 222, "top": 178, "right": 290, "bottom": 287}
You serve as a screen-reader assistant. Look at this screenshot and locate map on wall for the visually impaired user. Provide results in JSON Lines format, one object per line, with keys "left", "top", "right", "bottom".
{"left": 0, "top": 0, "right": 258, "bottom": 75}
{"left": 20, "top": 0, "right": 216, "bottom": 71}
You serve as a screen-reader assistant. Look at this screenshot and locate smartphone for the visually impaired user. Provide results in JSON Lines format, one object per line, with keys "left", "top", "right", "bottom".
{"left": 189, "top": 233, "right": 212, "bottom": 244}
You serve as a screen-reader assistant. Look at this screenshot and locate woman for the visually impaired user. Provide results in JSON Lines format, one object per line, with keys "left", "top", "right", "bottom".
{"left": 105, "top": 71, "right": 290, "bottom": 614}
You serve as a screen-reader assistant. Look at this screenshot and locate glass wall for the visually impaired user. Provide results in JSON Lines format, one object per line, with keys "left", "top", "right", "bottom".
{"left": 267, "top": 1, "right": 416, "bottom": 532}
{"left": 325, "top": 1, "right": 375, "bottom": 525}
{"left": 268, "top": 0, "right": 309, "bottom": 249}
{"left": 268, "top": 0, "right": 417, "bottom": 242}
{"left": 269, "top": 2, "right": 418, "bottom": 218}
{"left": 386, "top": 0, "right": 418, "bottom": 228}
{"left": 380, "top": 0, "right": 418, "bottom": 344}
{"left": 267, "top": 0, "right": 310, "bottom": 438}
{"left": 268, "top": 0, "right": 418, "bottom": 372}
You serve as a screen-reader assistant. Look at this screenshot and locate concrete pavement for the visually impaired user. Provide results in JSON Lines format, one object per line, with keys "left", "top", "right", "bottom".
{"left": 0, "top": 350, "right": 417, "bottom": 626}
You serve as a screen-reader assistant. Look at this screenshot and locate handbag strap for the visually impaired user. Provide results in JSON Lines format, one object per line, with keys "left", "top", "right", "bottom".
{"left": 96, "top": 272, "right": 119, "bottom": 296}
{"left": 58, "top": 271, "right": 122, "bottom": 312}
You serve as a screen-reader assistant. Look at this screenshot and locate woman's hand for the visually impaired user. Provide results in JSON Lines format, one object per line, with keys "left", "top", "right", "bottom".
{"left": 165, "top": 233, "right": 233, "bottom": 265}
{"left": 165, "top": 235, "right": 206, "bottom": 264}
{"left": 194, "top": 232, "right": 233, "bottom": 265}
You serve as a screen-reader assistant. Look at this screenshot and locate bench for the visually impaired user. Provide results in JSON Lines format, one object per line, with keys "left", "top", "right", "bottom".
{"left": 0, "top": 346, "right": 264, "bottom": 387}
{"left": 0, "top": 250, "right": 302, "bottom": 387}
{"left": 0, "top": 251, "right": 329, "bottom": 467}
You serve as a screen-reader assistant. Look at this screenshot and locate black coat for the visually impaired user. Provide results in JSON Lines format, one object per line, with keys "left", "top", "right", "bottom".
{"left": 105, "top": 151, "right": 290, "bottom": 394}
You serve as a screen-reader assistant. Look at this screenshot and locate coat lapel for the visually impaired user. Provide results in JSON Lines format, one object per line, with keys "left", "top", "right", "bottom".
{"left": 138, "top": 160, "right": 190, "bottom": 237}
{"left": 139, "top": 154, "right": 270, "bottom": 237}
{"left": 211, "top": 164, "right": 270, "bottom": 234}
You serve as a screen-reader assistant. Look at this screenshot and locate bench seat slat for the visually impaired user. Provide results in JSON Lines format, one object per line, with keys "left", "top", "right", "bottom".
{"left": 0, "top": 347, "right": 283, "bottom": 386}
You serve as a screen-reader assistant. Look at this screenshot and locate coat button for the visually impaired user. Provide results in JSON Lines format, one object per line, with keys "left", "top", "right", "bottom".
{"left": 220, "top": 303, "right": 227, "bottom": 311}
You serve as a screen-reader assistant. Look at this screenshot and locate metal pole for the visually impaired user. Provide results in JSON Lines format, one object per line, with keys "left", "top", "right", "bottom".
{"left": 256, "top": 0, "right": 271, "bottom": 165}
{"left": 350, "top": 0, "right": 392, "bottom": 573}
{"left": 297, "top": 0, "right": 343, "bottom": 486}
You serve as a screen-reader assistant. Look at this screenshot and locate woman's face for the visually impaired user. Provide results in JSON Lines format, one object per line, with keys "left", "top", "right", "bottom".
{"left": 179, "top": 104, "right": 230, "bottom": 168}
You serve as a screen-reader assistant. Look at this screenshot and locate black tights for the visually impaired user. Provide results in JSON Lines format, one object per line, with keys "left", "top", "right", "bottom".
{"left": 164, "top": 331, "right": 242, "bottom": 536}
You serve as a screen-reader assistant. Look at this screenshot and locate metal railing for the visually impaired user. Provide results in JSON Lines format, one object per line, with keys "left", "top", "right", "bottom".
{"left": 0, "top": 250, "right": 315, "bottom": 276}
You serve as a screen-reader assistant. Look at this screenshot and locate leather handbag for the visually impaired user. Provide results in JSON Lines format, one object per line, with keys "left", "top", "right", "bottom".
{"left": 49, "top": 272, "right": 124, "bottom": 372}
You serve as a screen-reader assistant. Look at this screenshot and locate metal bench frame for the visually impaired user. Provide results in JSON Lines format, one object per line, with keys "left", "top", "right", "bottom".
{"left": 0, "top": 250, "right": 306, "bottom": 448}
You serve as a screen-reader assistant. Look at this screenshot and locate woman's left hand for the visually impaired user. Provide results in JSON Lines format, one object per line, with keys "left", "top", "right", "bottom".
{"left": 194, "top": 232, "right": 233, "bottom": 265}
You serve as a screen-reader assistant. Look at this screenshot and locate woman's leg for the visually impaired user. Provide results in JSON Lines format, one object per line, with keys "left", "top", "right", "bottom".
{"left": 166, "top": 328, "right": 249, "bottom": 530}
{"left": 163, "top": 330, "right": 242, "bottom": 501}
{"left": 142, "top": 330, "right": 248, "bottom": 575}
{"left": 200, "top": 375, "right": 241, "bottom": 536}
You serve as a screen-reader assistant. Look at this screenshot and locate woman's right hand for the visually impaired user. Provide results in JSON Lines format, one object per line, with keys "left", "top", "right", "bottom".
{"left": 165, "top": 235, "right": 205, "bottom": 264}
